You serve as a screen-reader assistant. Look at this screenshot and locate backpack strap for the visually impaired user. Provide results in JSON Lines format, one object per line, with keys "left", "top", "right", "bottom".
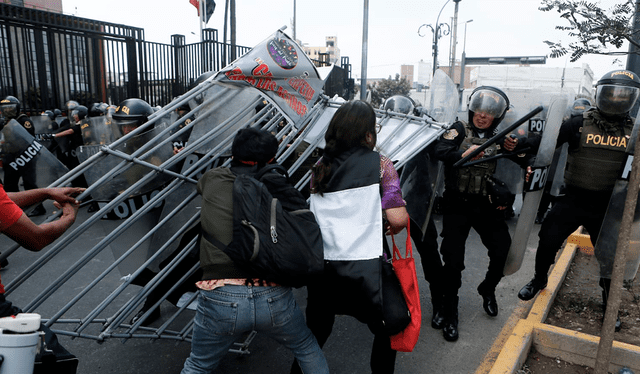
{"left": 255, "top": 163, "right": 289, "bottom": 182}
{"left": 200, "top": 226, "right": 227, "bottom": 251}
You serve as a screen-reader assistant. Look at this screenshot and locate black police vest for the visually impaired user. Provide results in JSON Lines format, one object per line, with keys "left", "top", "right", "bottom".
{"left": 564, "top": 111, "right": 632, "bottom": 191}
{"left": 454, "top": 121, "right": 498, "bottom": 195}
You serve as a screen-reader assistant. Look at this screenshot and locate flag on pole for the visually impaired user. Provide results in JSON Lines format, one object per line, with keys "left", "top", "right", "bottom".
{"left": 189, "top": 0, "right": 216, "bottom": 23}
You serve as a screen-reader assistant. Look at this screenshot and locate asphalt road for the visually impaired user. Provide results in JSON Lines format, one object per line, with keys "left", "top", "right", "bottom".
{"left": 0, "top": 198, "right": 541, "bottom": 374}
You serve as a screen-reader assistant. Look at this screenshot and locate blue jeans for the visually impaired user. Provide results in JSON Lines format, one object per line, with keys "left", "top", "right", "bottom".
{"left": 181, "top": 285, "right": 329, "bottom": 374}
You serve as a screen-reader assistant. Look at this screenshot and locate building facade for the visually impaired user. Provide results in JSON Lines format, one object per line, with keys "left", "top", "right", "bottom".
{"left": 302, "top": 36, "right": 341, "bottom": 65}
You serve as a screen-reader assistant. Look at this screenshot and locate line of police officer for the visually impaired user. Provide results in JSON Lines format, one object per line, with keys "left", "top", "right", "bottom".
{"left": 404, "top": 69, "right": 640, "bottom": 342}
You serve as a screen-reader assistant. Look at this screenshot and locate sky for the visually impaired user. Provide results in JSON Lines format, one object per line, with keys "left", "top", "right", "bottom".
{"left": 60, "top": 0, "right": 627, "bottom": 82}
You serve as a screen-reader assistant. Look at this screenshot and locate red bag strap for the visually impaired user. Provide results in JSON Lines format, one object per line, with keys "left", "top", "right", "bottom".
{"left": 391, "top": 217, "right": 412, "bottom": 261}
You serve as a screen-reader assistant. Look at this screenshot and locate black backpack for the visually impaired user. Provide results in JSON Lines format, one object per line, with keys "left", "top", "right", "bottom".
{"left": 202, "top": 164, "right": 324, "bottom": 288}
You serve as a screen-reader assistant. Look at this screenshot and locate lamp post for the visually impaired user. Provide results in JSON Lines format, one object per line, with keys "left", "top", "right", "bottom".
{"left": 459, "top": 18, "right": 473, "bottom": 100}
{"left": 418, "top": 0, "right": 452, "bottom": 76}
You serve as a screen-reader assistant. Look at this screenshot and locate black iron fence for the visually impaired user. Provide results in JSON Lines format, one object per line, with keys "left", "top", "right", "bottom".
{"left": 0, "top": 3, "right": 353, "bottom": 115}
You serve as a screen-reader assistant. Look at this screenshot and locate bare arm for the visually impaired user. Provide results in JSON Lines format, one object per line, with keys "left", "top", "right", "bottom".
{"left": 2, "top": 201, "right": 78, "bottom": 251}
{"left": 384, "top": 206, "right": 409, "bottom": 235}
{"left": 7, "top": 187, "right": 83, "bottom": 208}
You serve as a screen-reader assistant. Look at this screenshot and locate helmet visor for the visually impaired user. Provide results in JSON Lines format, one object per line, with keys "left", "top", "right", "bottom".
{"left": 113, "top": 118, "right": 140, "bottom": 136}
{"left": 1, "top": 105, "right": 18, "bottom": 119}
{"left": 383, "top": 96, "right": 414, "bottom": 115}
{"left": 596, "top": 85, "right": 640, "bottom": 115}
{"left": 468, "top": 89, "right": 508, "bottom": 119}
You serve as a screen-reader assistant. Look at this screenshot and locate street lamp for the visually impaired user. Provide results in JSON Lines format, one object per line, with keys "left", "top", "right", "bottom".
{"left": 418, "top": 0, "right": 452, "bottom": 76}
{"left": 459, "top": 19, "right": 473, "bottom": 101}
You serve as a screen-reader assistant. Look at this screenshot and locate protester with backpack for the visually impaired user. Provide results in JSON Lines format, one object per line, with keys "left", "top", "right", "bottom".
{"left": 290, "top": 100, "right": 409, "bottom": 374}
{"left": 180, "top": 128, "right": 329, "bottom": 374}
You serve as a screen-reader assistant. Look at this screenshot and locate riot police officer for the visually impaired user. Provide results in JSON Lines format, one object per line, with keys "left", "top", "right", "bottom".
{"left": 518, "top": 70, "right": 640, "bottom": 331}
{"left": 112, "top": 98, "right": 155, "bottom": 137}
{"left": 0, "top": 96, "right": 45, "bottom": 216}
{"left": 434, "top": 86, "right": 531, "bottom": 342}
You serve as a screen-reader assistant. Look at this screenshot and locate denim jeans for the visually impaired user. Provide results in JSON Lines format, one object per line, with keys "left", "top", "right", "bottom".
{"left": 181, "top": 285, "right": 329, "bottom": 374}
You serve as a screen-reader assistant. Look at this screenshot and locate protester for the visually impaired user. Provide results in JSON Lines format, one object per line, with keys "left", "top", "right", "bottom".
{"left": 180, "top": 127, "right": 329, "bottom": 374}
{"left": 0, "top": 183, "right": 83, "bottom": 373}
{"left": 291, "top": 100, "right": 408, "bottom": 374}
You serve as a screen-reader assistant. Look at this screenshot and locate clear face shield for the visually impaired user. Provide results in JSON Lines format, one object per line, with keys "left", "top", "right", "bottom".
{"left": 112, "top": 118, "right": 140, "bottom": 138}
{"left": 596, "top": 84, "right": 640, "bottom": 115}
{"left": 468, "top": 89, "right": 508, "bottom": 119}
{"left": 383, "top": 96, "right": 415, "bottom": 115}
{"left": 1, "top": 104, "right": 18, "bottom": 120}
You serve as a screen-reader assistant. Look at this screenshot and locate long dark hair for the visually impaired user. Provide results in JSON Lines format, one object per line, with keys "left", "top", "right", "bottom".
{"left": 311, "top": 100, "right": 377, "bottom": 195}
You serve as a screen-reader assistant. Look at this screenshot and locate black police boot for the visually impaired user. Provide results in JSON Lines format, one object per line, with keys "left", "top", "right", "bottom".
{"left": 431, "top": 292, "right": 445, "bottom": 329}
{"left": 518, "top": 275, "right": 547, "bottom": 301}
{"left": 27, "top": 203, "right": 46, "bottom": 217}
{"left": 477, "top": 282, "right": 498, "bottom": 317}
{"left": 442, "top": 295, "right": 459, "bottom": 342}
{"left": 601, "top": 278, "right": 622, "bottom": 332}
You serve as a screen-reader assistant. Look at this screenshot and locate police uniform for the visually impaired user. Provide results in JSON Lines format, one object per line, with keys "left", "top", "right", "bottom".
{"left": 527, "top": 108, "right": 632, "bottom": 290}
{"left": 436, "top": 122, "right": 518, "bottom": 295}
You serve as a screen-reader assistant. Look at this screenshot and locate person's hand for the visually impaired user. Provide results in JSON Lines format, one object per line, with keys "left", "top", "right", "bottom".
{"left": 504, "top": 134, "right": 518, "bottom": 152}
{"left": 173, "top": 147, "right": 184, "bottom": 155}
{"left": 461, "top": 145, "right": 484, "bottom": 161}
{"left": 48, "top": 187, "right": 85, "bottom": 205}
{"left": 525, "top": 166, "right": 533, "bottom": 182}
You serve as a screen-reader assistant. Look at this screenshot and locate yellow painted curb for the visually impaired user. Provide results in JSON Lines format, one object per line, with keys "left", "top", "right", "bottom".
{"left": 480, "top": 228, "right": 595, "bottom": 373}
{"left": 533, "top": 323, "right": 640, "bottom": 373}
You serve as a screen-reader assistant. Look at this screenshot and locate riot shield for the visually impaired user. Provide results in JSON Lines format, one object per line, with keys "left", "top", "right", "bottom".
{"left": 503, "top": 94, "right": 569, "bottom": 275}
{"left": 186, "top": 85, "right": 264, "bottom": 156}
{"left": 77, "top": 122, "right": 174, "bottom": 201}
{"left": 81, "top": 117, "right": 116, "bottom": 145}
{"left": 30, "top": 115, "right": 57, "bottom": 152}
{"left": 0, "top": 119, "right": 69, "bottom": 188}
{"left": 400, "top": 70, "right": 459, "bottom": 232}
{"left": 594, "top": 116, "right": 640, "bottom": 280}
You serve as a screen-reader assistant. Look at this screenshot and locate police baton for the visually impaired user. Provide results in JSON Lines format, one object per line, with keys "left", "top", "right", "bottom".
{"left": 453, "top": 106, "right": 543, "bottom": 168}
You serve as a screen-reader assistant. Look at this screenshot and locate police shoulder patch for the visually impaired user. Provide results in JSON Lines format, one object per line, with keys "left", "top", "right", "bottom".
{"left": 443, "top": 129, "right": 458, "bottom": 140}
{"left": 23, "top": 121, "right": 32, "bottom": 129}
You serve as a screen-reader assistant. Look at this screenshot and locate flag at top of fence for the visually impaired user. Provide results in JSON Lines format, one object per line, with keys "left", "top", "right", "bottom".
{"left": 189, "top": 0, "right": 216, "bottom": 23}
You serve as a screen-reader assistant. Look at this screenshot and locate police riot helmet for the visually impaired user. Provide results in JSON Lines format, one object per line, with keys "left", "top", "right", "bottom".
{"left": 53, "top": 108, "right": 62, "bottom": 118}
{"left": 189, "top": 70, "right": 217, "bottom": 107}
{"left": 0, "top": 96, "right": 21, "bottom": 120}
{"left": 383, "top": 95, "right": 416, "bottom": 115}
{"left": 570, "top": 98, "right": 592, "bottom": 116}
{"left": 112, "top": 98, "right": 154, "bottom": 135}
{"left": 71, "top": 105, "right": 88, "bottom": 122}
{"left": 595, "top": 70, "right": 640, "bottom": 115}
{"left": 66, "top": 100, "right": 79, "bottom": 113}
{"left": 44, "top": 110, "right": 55, "bottom": 121}
{"left": 88, "top": 102, "right": 107, "bottom": 117}
{"left": 467, "top": 86, "right": 510, "bottom": 130}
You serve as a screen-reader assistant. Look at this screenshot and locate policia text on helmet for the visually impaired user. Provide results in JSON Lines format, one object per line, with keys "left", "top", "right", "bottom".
{"left": 595, "top": 70, "right": 640, "bottom": 117}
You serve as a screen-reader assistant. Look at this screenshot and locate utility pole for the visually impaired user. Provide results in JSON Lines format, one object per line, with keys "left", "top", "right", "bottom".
{"left": 360, "top": 0, "right": 369, "bottom": 101}
{"left": 449, "top": 0, "right": 460, "bottom": 80}
{"left": 293, "top": 0, "right": 297, "bottom": 42}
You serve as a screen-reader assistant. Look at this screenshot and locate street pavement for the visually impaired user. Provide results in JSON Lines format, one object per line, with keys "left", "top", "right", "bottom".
{"left": 0, "top": 197, "right": 541, "bottom": 374}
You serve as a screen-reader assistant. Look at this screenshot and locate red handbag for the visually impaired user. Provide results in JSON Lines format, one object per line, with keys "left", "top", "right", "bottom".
{"left": 389, "top": 219, "right": 422, "bottom": 352}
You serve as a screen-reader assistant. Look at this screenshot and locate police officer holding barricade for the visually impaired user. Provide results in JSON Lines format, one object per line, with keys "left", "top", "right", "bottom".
{"left": 434, "top": 86, "right": 534, "bottom": 342}
{"left": 518, "top": 70, "right": 640, "bottom": 332}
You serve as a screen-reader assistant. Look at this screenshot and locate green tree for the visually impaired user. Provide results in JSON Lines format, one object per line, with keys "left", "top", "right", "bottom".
{"left": 368, "top": 74, "right": 412, "bottom": 107}
{"left": 539, "top": 0, "right": 637, "bottom": 62}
